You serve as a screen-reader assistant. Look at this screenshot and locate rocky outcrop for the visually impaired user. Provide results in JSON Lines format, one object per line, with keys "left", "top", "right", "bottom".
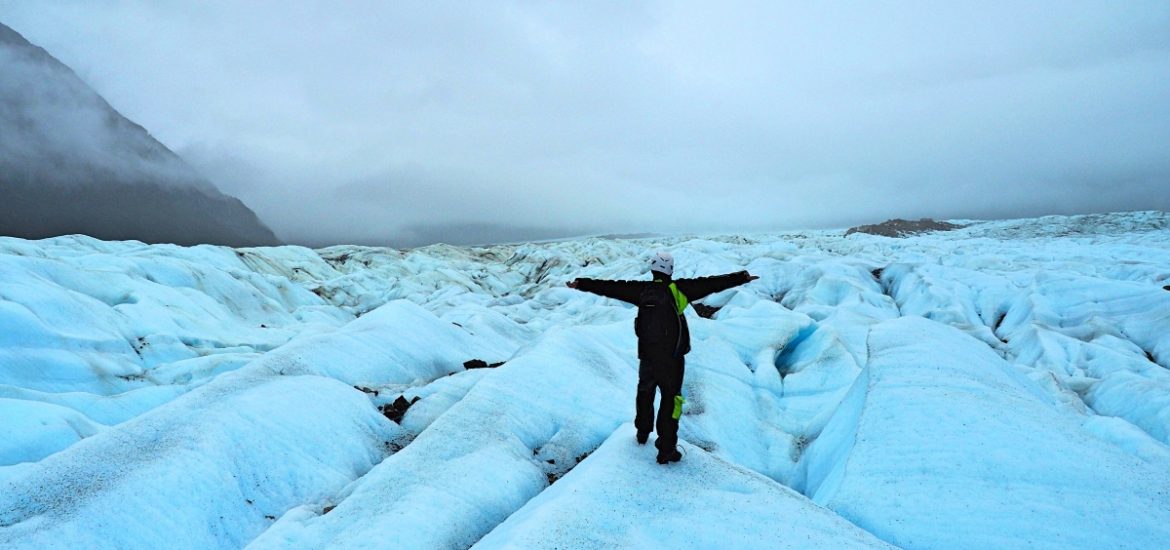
{"left": 845, "top": 218, "right": 964, "bottom": 237}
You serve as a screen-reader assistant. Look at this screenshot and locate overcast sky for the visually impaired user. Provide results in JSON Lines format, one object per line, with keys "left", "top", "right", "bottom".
{"left": 2, "top": 1, "right": 1169, "bottom": 246}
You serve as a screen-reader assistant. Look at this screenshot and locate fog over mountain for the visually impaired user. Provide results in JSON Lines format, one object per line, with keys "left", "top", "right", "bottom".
{"left": 0, "top": 22, "right": 278, "bottom": 247}
{"left": 3, "top": 3, "right": 1167, "bottom": 248}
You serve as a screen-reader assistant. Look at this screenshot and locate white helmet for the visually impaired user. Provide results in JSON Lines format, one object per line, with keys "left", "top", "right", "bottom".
{"left": 649, "top": 251, "right": 674, "bottom": 276}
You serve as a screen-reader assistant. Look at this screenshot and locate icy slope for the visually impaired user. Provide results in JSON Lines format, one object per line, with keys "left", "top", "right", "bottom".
{"left": 474, "top": 424, "right": 895, "bottom": 549}
{"left": 0, "top": 373, "right": 391, "bottom": 549}
{"left": 802, "top": 317, "right": 1170, "bottom": 549}
{"left": 1, "top": 211, "right": 1169, "bottom": 548}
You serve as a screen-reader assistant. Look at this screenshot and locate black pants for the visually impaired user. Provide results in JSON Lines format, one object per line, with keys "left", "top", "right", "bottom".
{"left": 634, "top": 354, "right": 685, "bottom": 454}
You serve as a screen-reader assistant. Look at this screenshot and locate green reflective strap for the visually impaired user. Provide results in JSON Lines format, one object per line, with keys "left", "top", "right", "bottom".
{"left": 672, "top": 394, "right": 685, "bottom": 420}
{"left": 667, "top": 283, "right": 688, "bottom": 314}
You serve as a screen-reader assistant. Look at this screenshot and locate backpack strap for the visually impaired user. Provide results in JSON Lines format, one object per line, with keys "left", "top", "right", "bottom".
{"left": 654, "top": 279, "right": 689, "bottom": 315}
{"left": 667, "top": 282, "right": 688, "bottom": 315}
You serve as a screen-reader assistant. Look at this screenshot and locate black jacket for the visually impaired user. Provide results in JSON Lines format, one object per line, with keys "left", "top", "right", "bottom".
{"left": 575, "top": 271, "right": 752, "bottom": 358}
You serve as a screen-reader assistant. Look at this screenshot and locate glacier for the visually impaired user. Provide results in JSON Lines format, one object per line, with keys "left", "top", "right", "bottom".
{"left": 1, "top": 212, "right": 1169, "bottom": 548}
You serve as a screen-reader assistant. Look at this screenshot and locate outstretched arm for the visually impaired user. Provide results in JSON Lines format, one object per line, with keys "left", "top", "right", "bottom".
{"left": 566, "top": 278, "right": 646, "bottom": 305}
{"left": 675, "top": 271, "right": 758, "bottom": 301}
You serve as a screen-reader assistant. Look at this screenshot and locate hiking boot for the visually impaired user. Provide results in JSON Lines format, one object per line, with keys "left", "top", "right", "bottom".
{"left": 656, "top": 448, "right": 682, "bottom": 464}
{"left": 636, "top": 431, "right": 649, "bottom": 445}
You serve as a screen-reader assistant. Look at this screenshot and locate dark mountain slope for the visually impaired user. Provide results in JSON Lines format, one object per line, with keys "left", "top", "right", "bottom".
{"left": 0, "top": 22, "right": 279, "bottom": 247}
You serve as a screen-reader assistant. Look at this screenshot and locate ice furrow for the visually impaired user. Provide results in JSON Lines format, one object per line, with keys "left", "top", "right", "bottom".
{"left": 246, "top": 324, "right": 637, "bottom": 549}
